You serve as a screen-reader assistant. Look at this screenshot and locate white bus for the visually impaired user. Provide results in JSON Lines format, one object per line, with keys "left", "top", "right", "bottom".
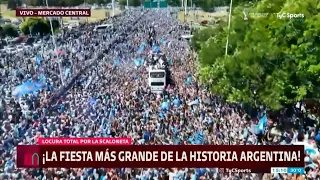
{"left": 93, "top": 24, "right": 113, "bottom": 31}
{"left": 181, "top": 34, "right": 193, "bottom": 40}
{"left": 148, "top": 69, "right": 166, "bottom": 93}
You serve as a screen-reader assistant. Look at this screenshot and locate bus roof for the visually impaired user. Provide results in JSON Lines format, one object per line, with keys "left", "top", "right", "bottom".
{"left": 96, "top": 24, "right": 113, "bottom": 27}
{"left": 149, "top": 69, "right": 166, "bottom": 72}
{"left": 94, "top": 24, "right": 113, "bottom": 30}
{"left": 181, "top": 35, "right": 193, "bottom": 39}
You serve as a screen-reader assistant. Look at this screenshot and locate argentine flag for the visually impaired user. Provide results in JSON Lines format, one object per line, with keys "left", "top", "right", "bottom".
{"left": 36, "top": 55, "right": 41, "bottom": 66}
{"left": 257, "top": 113, "right": 267, "bottom": 133}
{"left": 195, "top": 131, "right": 204, "bottom": 145}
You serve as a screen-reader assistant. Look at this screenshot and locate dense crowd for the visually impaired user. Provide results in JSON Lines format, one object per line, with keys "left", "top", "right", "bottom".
{"left": 0, "top": 7, "right": 317, "bottom": 180}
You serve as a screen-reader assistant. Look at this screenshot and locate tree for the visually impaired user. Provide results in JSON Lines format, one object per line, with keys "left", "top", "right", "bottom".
{"left": 197, "top": 0, "right": 320, "bottom": 110}
{"left": 119, "top": 0, "right": 141, "bottom": 6}
{"left": 45, "top": 19, "right": 60, "bottom": 31}
{"left": 20, "top": 18, "right": 51, "bottom": 36}
{"left": 2, "top": 24, "right": 19, "bottom": 37}
{"left": 0, "top": 27, "right": 4, "bottom": 39}
{"left": 131, "top": 0, "right": 141, "bottom": 6}
{"left": 87, "top": 0, "right": 108, "bottom": 4}
{"left": 119, "top": 0, "right": 126, "bottom": 6}
{"left": 167, "top": 0, "right": 180, "bottom": 6}
{"left": 195, "top": 0, "right": 260, "bottom": 12}
{"left": 7, "top": 0, "right": 22, "bottom": 10}
{"left": 62, "top": 0, "right": 83, "bottom": 6}
{"left": 196, "top": 0, "right": 214, "bottom": 12}
{"left": 191, "top": 20, "right": 227, "bottom": 51}
{"left": 23, "top": 0, "right": 122, "bottom": 6}
{"left": 24, "top": 0, "right": 42, "bottom": 6}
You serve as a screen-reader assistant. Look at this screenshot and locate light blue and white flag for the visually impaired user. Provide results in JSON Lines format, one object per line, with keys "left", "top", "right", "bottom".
{"left": 134, "top": 58, "right": 144, "bottom": 67}
{"left": 35, "top": 55, "right": 41, "bottom": 66}
{"left": 65, "top": 67, "right": 71, "bottom": 78}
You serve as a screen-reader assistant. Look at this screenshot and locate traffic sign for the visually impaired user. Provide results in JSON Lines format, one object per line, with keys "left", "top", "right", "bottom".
{"left": 144, "top": 0, "right": 167, "bottom": 8}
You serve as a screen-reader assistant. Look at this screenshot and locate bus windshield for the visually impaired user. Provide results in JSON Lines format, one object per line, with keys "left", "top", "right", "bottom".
{"left": 181, "top": 35, "right": 193, "bottom": 40}
{"left": 150, "top": 72, "right": 165, "bottom": 78}
{"left": 151, "top": 82, "right": 165, "bottom": 86}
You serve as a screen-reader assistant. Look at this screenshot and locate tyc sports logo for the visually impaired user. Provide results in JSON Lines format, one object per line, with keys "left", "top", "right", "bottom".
{"left": 277, "top": 13, "right": 304, "bottom": 19}
{"left": 24, "top": 153, "right": 40, "bottom": 167}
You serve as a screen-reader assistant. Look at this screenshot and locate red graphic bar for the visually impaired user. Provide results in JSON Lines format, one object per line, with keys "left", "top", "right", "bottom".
{"left": 38, "top": 138, "right": 131, "bottom": 145}
{"left": 17, "top": 145, "right": 304, "bottom": 172}
{"left": 16, "top": 9, "right": 91, "bottom": 17}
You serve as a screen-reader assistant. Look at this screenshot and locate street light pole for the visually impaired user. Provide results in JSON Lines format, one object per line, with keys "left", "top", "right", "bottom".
{"left": 225, "top": 0, "right": 233, "bottom": 57}
{"left": 194, "top": 0, "right": 196, "bottom": 21}
{"left": 84, "top": 0, "right": 88, "bottom": 22}
{"left": 184, "top": 0, "right": 187, "bottom": 15}
{"left": 126, "top": 0, "right": 129, "bottom": 9}
{"left": 46, "top": 0, "right": 64, "bottom": 86}
{"left": 112, "top": 0, "right": 115, "bottom": 17}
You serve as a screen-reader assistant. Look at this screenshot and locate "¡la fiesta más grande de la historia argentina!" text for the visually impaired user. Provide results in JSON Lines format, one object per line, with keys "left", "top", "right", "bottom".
{"left": 40, "top": 138, "right": 130, "bottom": 144}
{"left": 40, "top": 150, "right": 301, "bottom": 164}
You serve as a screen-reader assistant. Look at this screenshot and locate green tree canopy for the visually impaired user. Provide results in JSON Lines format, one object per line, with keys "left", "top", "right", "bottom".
{"left": 2, "top": 24, "right": 19, "bottom": 37}
{"left": 87, "top": 0, "right": 111, "bottom": 4}
{"left": 20, "top": 18, "right": 51, "bottom": 36}
{"left": 197, "top": 0, "right": 320, "bottom": 110}
{"left": 119, "top": 0, "right": 141, "bottom": 6}
{"left": 0, "top": 27, "right": 4, "bottom": 39}
{"left": 191, "top": 21, "right": 226, "bottom": 51}
{"left": 167, "top": 0, "right": 180, "bottom": 7}
{"left": 7, "top": 0, "right": 22, "bottom": 10}
{"left": 25, "top": 0, "right": 111, "bottom": 6}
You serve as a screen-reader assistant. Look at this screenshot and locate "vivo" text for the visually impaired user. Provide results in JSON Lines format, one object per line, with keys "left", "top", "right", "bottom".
{"left": 18, "top": 11, "right": 34, "bottom": 16}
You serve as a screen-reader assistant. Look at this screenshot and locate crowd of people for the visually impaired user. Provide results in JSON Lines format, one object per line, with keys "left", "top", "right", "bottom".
{"left": 0, "top": 7, "right": 317, "bottom": 180}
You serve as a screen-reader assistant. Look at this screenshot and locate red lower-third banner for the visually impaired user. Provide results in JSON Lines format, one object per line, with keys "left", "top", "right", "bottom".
{"left": 17, "top": 145, "right": 304, "bottom": 172}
